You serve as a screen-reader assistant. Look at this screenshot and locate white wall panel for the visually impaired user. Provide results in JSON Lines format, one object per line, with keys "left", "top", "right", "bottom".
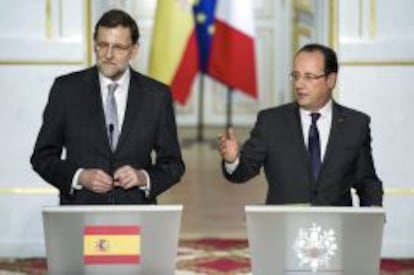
{"left": 338, "top": 67, "right": 414, "bottom": 191}
{"left": 0, "top": 0, "right": 84, "bottom": 62}
{"left": 339, "top": 0, "right": 414, "bottom": 61}
{"left": 0, "top": 65, "right": 83, "bottom": 257}
{"left": 0, "top": 0, "right": 86, "bottom": 257}
{"left": 0, "top": 0, "right": 45, "bottom": 39}
{"left": 337, "top": 0, "right": 414, "bottom": 257}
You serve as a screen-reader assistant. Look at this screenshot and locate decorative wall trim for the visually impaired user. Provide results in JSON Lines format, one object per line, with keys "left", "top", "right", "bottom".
{"left": 254, "top": 0, "right": 274, "bottom": 18}
{"left": 385, "top": 188, "right": 414, "bottom": 196}
{"left": 85, "top": 0, "right": 93, "bottom": 66}
{"left": 370, "top": 0, "right": 376, "bottom": 39}
{"left": 294, "top": 0, "right": 313, "bottom": 13}
{"left": 341, "top": 60, "right": 414, "bottom": 66}
{"left": 45, "top": 0, "right": 53, "bottom": 40}
{"left": 358, "top": 0, "right": 363, "bottom": 37}
{"left": 0, "top": 188, "right": 57, "bottom": 194}
{"left": 0, "top": 60, "right": 84, "bottom": 65}
{"left": 0, "top": 0, "right": 88, "bottom": 66}
{"left": 357, "top": 0, "right": 376, "bottom": 40}
{"left": 329, "top": 0, "right": 338, "bottom": 50}
{"left": 293, "top": 24, "right": 312, "bottom": 53}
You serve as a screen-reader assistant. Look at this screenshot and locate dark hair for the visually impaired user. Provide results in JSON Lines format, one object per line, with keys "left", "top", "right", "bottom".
{"left": 93, "top": 9, "right": 140, "bottom": 44}
{"left": 297, "top": 43, "right": 338, "bottom": 74}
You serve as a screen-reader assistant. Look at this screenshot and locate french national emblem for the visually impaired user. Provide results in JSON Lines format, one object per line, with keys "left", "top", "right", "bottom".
{"left": 293, "top": 223, "right": 337, "bottom": 272}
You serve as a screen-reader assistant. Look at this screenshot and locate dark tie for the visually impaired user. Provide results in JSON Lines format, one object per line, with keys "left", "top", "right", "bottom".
{"left": 308, "top": 113, "right": 321, "bottom": 180}
{"left": 104, "top": 83, "right": 119, "bottom": 151}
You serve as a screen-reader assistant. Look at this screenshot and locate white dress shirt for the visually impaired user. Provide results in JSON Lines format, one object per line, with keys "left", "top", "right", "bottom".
{"left": 99, "top": 69, "right": 130, "bottom": 131}
{"left": 225, "top": 100, "right": 333, "bottom": 174}
{"left": 299, "top": 99, "right": 332, "bottom": 161}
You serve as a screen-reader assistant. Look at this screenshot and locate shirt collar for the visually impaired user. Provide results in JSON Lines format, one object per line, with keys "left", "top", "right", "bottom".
{"left": 99, "top": 67, "right": 130, "bottom": 91}
{"left": 299, "top": 99, "right": 333, "bottom": 120}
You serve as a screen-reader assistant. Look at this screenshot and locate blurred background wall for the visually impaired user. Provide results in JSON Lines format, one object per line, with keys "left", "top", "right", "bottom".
{"left": 0, "top": 0, "right": 413, "bottom": 258}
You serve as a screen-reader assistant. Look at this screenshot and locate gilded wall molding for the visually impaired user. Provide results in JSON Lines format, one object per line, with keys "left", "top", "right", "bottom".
{"left": 0, "top": 60, "right": 84, "bottom": 65}
{"left": 370, "top": 0, "right": 376, "bottom": 39}
{"left": 85, "top": 0, "right": 93, "bottom": 66}
{"left": 45, "top": 0, "right": 53, "bottom": 40}
{"left": 329, "top": 0, "right": 338, "bottom": 50}
{"left": 0, "top": 0, "right": 89, "bottom": 66}
{"left": 341, "top": 60, "right": 414, "bottom": 66}
{"left": 294, "top": 0, "right": 313, "bottom": 13}
{"left": 0, "top": 188, "right": 57, "bottom": 194}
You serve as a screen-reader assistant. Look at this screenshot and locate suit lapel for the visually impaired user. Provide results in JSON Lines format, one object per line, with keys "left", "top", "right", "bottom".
{"left": 116, "top": 70, "right": 146, "bottom": 151}
{"left": 83, "top": 67, "right": 111, "bottom": 150}
{"left": 287, "top": 104, "right": 313, "bottom": 177}
{"left": 319, "top": 102, "right": 345, "bottom": 178}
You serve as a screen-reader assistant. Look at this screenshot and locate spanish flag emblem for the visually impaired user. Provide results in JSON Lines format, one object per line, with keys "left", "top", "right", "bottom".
{"left": 83, "top": 225, "right": 140, "bottom": 264}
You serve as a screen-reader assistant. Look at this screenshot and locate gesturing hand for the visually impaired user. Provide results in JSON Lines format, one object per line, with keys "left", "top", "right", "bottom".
{"left": 218, "top": 127, "right": 239, "bottom": 163}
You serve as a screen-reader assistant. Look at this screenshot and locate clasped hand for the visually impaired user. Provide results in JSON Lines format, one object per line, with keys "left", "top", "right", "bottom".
{"left": 79, "top": 165, "right": 147, "bottom": 193}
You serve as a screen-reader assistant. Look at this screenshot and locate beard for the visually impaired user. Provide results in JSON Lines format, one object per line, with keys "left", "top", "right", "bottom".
{"left": 97, "top": 61, "right": 129, "bottom": 81}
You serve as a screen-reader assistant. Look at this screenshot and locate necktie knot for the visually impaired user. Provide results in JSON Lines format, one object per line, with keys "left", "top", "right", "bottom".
{"left": 108, "top": 83, "right": 118, "bottom": 96}
{"left": 310, "top": 112, "right": 321, "bottom": 124}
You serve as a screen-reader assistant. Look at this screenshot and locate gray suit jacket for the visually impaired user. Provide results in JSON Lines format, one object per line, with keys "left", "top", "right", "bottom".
{"left": 223, "top": 102, "right": 383, "bottom": 206}
{"left": 31, "top": 66, "right": 185, "bottom": 204}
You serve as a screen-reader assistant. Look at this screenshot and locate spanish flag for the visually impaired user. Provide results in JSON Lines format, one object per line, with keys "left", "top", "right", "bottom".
{"left": 148, "top": 0, "right": 199, "bottom": 105}
{"left": 83, "top": 225, "right": 140, "bottom": 264}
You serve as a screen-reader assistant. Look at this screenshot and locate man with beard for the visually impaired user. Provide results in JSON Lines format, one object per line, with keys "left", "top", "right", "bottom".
{"left": 31, "top": 9, "right": 185, "bottom": 204}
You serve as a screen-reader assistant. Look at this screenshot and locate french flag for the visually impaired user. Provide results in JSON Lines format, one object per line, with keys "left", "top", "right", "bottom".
{"left": 208, "top": 0, "right": 258, "bottom": 99}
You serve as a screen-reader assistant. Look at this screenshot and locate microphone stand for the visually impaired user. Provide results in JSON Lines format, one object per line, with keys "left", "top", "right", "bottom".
{"left": 108, "top": 124, "right": 116, "bottom": 204}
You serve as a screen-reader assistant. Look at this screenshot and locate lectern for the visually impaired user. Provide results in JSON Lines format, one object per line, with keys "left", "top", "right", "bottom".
{"left": 43, "top": 205, "right": 182, "bottom": 275}
{"left": 246, "top": 206, "right": 385, "bottom": 275}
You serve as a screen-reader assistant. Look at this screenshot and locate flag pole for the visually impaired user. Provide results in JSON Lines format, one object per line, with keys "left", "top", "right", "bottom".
{"left": 182, "top": 72, "right": 206, "bottom": 146}
{"left": 226, "top": 86, "right": 233, "bottom": 129}
{"left": 197, "top": 73, "right": 205, "bottom": 142}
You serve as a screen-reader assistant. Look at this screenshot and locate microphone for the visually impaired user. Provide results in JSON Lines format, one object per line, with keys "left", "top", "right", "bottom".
{"left": 108, "top": 123, "right": 115, "bottom": 204}
{"left": 108, "top": 124, "right": 114, "bottom": 150}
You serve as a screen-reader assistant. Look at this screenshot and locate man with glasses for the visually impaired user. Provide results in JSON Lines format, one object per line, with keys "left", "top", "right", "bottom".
{"left": 218, "top": 43, "right": 383, "bottom": 206}
{"left": 31, "top": 9, "right": 185, "bottom": 204}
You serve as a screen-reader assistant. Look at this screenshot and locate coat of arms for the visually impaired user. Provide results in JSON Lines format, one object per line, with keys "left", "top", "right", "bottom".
{"left": 293, "top": 223, "right": 338, "bottom": 272}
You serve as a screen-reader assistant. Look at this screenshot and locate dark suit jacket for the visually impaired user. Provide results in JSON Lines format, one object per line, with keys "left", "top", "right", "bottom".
{"left": 223, "top": 102, "right": 383, "bottom": 206}
{"left": 31, "top": 66, "right": 185, "bottom": 204}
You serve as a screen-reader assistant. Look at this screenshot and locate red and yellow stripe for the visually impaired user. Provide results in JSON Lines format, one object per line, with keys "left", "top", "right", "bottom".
{"left": 83, "top": 225, "right": 140, "bottom": 264}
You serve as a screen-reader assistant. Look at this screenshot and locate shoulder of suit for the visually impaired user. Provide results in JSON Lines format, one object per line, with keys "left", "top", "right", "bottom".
{"left": 129, "top": 69, "right": 172, "bottom": 101}
{"left": 54, "top": 67, "right": 96, "bottom": 83}
{"left": 130, "top": 69, "right": 169, "bottom": 90}
{"left": 258, "top": 102, "right": 296, "bottom": 118}
{"left": 334, "top": 102, "right": 370, "bottom": 122}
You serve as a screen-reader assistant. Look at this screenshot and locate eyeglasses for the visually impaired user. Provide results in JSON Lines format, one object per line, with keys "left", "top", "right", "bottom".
{"left": 289, "top": 72, "right": 327, "bottom": 82}
{"left": 96, "top": 42, "right": 133, "bottom": 55}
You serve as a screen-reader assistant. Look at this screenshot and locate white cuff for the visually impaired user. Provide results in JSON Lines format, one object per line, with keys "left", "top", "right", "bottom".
{"left": 71, "top": 168, "right": 84, "bottom": 194}
{"left": 139, "top": 170, "right": 151, "bottom": 197}
{"left": 224, "top": 157, "right": 240, "bottom": 175}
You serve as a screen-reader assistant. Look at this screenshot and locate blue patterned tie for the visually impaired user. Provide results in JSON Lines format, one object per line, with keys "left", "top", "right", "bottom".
{"left": 105, "top": 83, "right": 119, "bottom": 151}
{"left": 308, "top": 113, "right": 321, "bottom": 180}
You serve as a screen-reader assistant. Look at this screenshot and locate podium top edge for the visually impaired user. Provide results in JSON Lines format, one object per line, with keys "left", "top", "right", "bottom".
{"left": 245, "top": 205, "right": 385, "bottom": 214}
{"left": 42, "top": 204, "right": 183, "bottom": 212}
